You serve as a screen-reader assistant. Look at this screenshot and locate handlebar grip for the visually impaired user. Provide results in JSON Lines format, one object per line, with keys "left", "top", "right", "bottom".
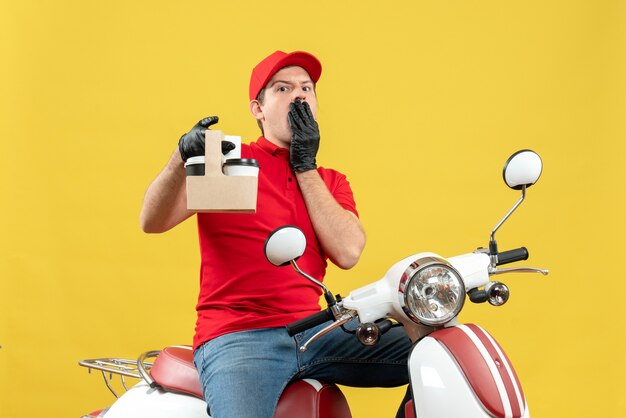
{"left": 285, "top": 309, "right": 334, "bottom": 337}
{"left": 497, "top": 247, "right": 529, "bottom": 265}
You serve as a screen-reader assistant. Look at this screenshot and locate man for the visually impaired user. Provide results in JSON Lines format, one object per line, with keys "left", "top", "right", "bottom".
{"left": 140, "top": 50, "right": 411, "bottom": 418}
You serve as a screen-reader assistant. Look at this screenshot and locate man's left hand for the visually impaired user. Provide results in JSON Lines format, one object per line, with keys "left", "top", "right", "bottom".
{"left": 288, "top": 99, "right": 320, "bottom": 172}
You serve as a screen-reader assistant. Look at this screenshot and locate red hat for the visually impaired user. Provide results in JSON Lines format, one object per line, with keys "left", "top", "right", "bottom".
{"left": 249, "top": 50, "right": 322, "bottom": 101}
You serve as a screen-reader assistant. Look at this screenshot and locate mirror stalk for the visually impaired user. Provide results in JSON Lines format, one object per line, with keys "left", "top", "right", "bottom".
{"left": 489, "top": 185, "right": 526, "bottom": 265}
{"left": 491, "top": 185, "right": 526, "bottom": 243}
{"left": 290, "top": 260, "right": 338, "bottom": 307}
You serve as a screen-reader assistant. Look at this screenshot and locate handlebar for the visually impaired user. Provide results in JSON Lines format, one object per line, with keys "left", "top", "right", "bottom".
{"left": 286, "top": 308, "right": 334, "bottom": 336}
{"left": 496, "top": 247, "right": 528, "bottom": 265}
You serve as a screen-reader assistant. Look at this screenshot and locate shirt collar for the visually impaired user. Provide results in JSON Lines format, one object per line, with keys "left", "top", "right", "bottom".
{"left": 256, "top": 136, "right": 289, "bottom": 158}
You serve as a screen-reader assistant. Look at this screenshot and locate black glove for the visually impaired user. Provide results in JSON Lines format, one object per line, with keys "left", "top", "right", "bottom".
{"left": 288, "top": 99, "right": 320, "bottom": 172}
{"left": 178, "top": 116, "right": 236, "bottom": 162}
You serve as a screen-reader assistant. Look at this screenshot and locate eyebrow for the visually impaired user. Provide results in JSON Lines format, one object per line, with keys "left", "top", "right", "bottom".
{"left": 268, "top": 79, "right": 313, "bottom": 88}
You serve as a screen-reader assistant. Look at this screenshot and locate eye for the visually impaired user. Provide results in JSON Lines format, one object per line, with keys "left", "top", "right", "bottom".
{"left": 277, "top": 85, "right": 290, "bottom": 93}
{"left": 302, "top": 86, "right": 312, "bottom": 92}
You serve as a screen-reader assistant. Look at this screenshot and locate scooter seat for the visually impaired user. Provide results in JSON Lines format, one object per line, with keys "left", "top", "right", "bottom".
{"left": 150, "top": 346, "right": 203, "bottom": 398}
{"left": 150, "top": 345, "right": 352, "bottom": 418}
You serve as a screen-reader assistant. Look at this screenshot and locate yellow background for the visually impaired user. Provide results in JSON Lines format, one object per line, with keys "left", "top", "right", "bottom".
{"left": 1, "top": 1, "right": 625, "bottom": 417}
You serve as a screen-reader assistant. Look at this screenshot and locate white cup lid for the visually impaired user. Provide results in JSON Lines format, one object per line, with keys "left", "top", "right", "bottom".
{"left": 222, "top": 158, "right": 259, "bottom": 168}
{"left": 184, "top": 156, "right": 205, "bottom": 167}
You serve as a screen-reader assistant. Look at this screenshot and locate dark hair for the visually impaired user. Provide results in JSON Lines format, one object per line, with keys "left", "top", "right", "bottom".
{"left": 255, "top": 88, "right": 266, "bottom": 134}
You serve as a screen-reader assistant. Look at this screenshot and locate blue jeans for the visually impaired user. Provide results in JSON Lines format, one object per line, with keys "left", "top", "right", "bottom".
{"left": 193, "top": 320, "right": 412, "bottom": 418}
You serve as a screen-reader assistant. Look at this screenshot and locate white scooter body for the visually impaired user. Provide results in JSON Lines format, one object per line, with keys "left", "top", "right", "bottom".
{"left": 99, "top": 381, "right": 208, "bottom": 418}
{"left": 341, "top": 251, "right": 492, "bottom": 341}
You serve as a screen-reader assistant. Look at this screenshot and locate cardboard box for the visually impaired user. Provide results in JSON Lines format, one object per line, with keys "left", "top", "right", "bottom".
{"left": 186, "top": 130, "right": 258, "bottom": 213}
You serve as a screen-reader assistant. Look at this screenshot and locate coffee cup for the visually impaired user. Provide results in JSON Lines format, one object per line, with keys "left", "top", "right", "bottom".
{"left": 185, "top": 156, "right": 205, "bottom": 176}
{"left": 222, "top": 158, "right": 260, "bottom": 177}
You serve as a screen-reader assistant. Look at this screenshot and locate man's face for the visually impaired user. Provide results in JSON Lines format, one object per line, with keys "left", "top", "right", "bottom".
{"left": 253, "top": 66, "right": 317, "bottom": 148}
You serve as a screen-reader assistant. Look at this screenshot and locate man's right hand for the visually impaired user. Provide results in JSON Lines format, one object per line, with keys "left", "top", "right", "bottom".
{"left": 178, "top": 116, "right": 236, "bottom": 162}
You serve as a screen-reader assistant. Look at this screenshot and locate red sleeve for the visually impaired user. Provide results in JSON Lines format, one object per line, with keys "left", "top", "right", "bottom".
{"left": 317, "top": 167, "right": 359, "bottom": 218}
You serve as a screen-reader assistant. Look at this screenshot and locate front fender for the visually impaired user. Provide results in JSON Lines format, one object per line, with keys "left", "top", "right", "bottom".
{"left": 409, "top": 324, "right": 528, "bottom": 418}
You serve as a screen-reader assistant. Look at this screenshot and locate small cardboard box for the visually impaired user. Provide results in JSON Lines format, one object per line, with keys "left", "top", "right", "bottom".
{"left": 186, "top": 130, "right": 258, "bottom": 213}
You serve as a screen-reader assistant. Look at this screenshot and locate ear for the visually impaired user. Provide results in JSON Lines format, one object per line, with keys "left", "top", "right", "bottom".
{"left": 250, "top": 100, "right": 264, "bottom": 121}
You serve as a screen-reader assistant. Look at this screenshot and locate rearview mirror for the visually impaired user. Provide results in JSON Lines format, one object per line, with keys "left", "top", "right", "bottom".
{"left": 502, "top": 150, "right": 543, "bottom": 190}
{"left": 264, "top": 226, "right": 307, "bottom": 267}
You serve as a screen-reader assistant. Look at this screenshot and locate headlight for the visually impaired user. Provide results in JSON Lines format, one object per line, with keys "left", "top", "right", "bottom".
{"left": 398, "top": 257, "right": 465, "bottom": 326}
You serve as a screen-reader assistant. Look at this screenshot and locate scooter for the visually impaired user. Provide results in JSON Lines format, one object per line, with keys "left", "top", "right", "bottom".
{"left": 80, "top": 149, "right": 547, "bottom": 418}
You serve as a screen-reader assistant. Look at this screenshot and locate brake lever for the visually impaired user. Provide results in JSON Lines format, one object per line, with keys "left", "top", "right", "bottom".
{"left": 299, "top": 311, "right": 356, "bottom": 353}
{"left": 490, "top": 266, "right": 549, "bottom": 275}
